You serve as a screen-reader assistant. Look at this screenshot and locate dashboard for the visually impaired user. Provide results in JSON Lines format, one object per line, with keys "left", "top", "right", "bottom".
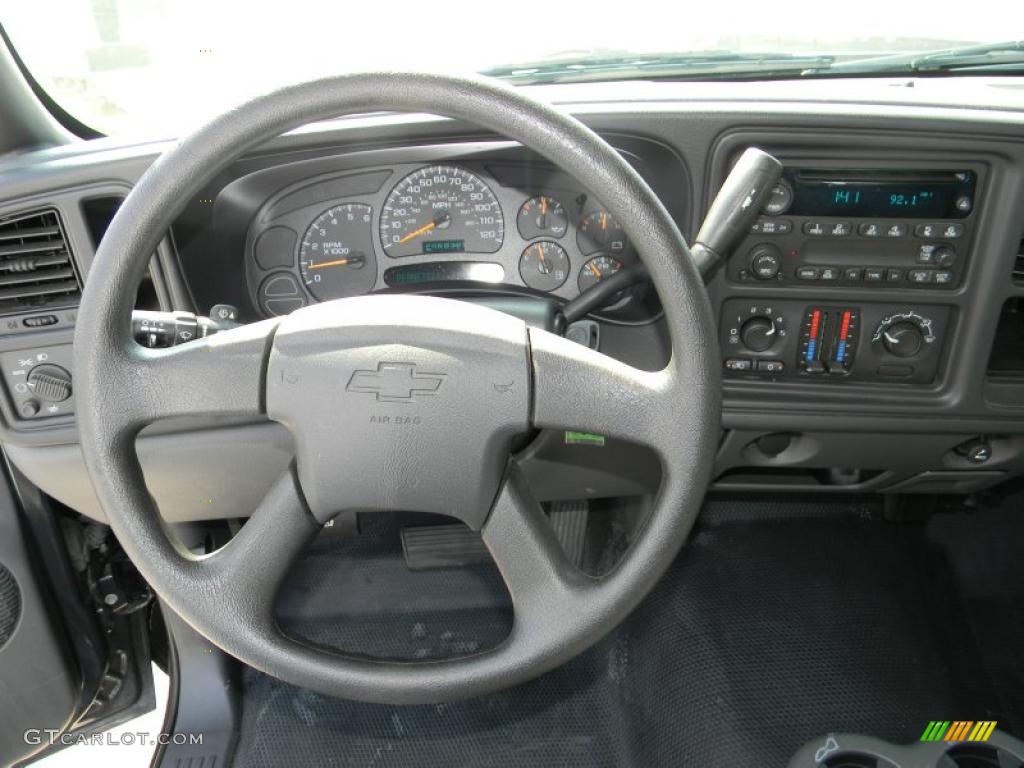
{"left": 1, "top": 77, "right": 1024, "bottom": 522}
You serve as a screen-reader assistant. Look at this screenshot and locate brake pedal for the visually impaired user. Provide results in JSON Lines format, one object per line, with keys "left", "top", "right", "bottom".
{"left": 401, "top": 524, "right": 490, "bottom": 570}
{"left": 401, "top": 499, "right": 589, "bottom": 570}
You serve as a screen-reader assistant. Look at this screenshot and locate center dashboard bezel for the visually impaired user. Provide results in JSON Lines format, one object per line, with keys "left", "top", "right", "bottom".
{"left": 705, "top": 127, "right": 1001, "bottom": 415}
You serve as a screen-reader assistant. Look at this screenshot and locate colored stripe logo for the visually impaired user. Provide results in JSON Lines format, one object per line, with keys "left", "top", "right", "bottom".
{"left": 920, "top": 721, "right": 997, "bottom": 742}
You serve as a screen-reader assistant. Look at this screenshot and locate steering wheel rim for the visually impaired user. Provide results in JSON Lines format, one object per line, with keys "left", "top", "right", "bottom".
{"left": 73, "top": 72, "right": 720, "bottom": 705}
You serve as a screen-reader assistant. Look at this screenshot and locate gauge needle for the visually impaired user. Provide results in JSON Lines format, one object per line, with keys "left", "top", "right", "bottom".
{"left": 397, "top": 220, "right": 436, "bottom": 244}
{"left": 397, "top": 213, "right": 451, "bottom": 244}
{"left": 588, "top": 262, "right": 602, "bottom": 278}
{"left": 308, "top": 256, "right": 363, "bottom": 270}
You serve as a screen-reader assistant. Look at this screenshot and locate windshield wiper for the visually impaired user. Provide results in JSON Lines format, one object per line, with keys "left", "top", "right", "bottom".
{"left": 481, "top": 50, "right": 837, "bottom": 85}
{"left": 814, "top": 39, "right": 1024, "bottom": 75}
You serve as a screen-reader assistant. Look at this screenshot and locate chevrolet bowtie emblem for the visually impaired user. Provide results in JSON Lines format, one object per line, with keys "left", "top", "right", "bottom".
{"left": 346, "top": 362, "right": 445, "bottom": 402}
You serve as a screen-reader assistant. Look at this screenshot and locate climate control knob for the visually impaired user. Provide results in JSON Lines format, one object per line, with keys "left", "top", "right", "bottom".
{"left": 872, "top": 311, "right": 935, "bottom": 359}
{"left": 740, "top": 315, "right": 777, "bottom": 352}
{"left": 26, "top": 364, "right": 72, "bottom": 402}
{"left": 881, "top": 322, "right": 923, "bottom": 358}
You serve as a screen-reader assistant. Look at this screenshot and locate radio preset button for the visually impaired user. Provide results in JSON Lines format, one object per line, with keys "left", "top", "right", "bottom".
{"left": 915, "top": 222, "right": 964, "bottom": 240}
{"left": 828, "top": 222, "right": 852, "bottom": 237}
{"left": 796, "top": 266, "right": 820, "bottom": 280}
{"left": 820, "top": 267, "right": 840, "bottom": 281}
{"left": 884, "top": 223, "right": 908, "bottom": 238}
{"left": 864, "top": 268, "right": 885, "bottom": 282}
{"left": 750, "top": 218, "right": 792, "bottom": 235}
{"left": 908, "top": 269, "right": 935, "bottom": 284}
{"left": 803, "top": 221, "right": 827, "bottom": 236}
{"left": 858, "top": 222, "right": 883, "bottom": 237}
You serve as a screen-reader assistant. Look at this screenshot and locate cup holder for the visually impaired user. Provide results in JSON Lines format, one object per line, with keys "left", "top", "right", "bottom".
{"left": 790, "top": 732, "right": 1024, "bottom": 768}
{"left": 822, "top": 754, "right": 898, "bottom": 768}
{"left": 941, "top": 743, "right": 1022, "bottom": 768}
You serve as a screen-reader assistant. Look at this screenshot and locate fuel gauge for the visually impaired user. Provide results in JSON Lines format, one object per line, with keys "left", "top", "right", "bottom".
{"left": 519, "top": 241, "right": 570, "bottom": 292}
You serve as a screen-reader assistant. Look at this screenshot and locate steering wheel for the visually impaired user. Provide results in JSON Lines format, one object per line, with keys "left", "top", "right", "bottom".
{"left": 73, "top": 73, "right": 720, "bottom": 705}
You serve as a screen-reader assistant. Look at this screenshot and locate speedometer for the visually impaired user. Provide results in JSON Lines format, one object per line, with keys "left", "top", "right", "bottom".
{"left": 380, "top": 166, "right": 504, "bottom": 258}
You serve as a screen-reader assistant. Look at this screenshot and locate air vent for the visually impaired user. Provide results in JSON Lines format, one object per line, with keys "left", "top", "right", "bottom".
{"left": 1013, "top": 237, "right": 1024, "bottom": 283}
{"left": 0, "top": 208, "right": 81, "bottom": 314}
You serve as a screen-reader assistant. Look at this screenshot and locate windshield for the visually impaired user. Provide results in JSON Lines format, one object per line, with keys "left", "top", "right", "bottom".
{"left": 1, "top": 0, "right": 1017, "bottom": 137}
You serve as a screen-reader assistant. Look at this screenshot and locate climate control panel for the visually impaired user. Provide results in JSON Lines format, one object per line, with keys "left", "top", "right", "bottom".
{"left": 721, "top": 299, "right": 950, "bottom": 384}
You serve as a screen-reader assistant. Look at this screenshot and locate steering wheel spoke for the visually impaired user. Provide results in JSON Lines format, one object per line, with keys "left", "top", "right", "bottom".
{"left": 529, "top": 327, "right": 678, "bottom": 455}
{"left": 198, "top": 467, "right": 320, "bottom": 633}
{"left": 115, "top": 318, "right": 278, "bottom": 431}
{"left": 482, "top": 466, "right": 585, "bottom": 628}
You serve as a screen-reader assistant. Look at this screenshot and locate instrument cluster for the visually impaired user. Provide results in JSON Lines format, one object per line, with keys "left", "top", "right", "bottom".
{"left": 247, "top": 161, "right": 642, "bottom": 318}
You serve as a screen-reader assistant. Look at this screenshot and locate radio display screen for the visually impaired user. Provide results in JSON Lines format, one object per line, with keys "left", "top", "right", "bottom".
{"left": 789, "top": 171, "right": 974, "bottom": 219}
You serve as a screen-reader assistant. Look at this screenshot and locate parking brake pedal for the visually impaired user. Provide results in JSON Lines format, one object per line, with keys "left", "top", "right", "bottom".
{"left": 401, "top": 500, "right": 589, "bottom": 570}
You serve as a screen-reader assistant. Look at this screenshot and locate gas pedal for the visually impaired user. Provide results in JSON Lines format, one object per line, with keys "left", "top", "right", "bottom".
{"left": 549, "top": 499, "right": 588, "bottom": 567}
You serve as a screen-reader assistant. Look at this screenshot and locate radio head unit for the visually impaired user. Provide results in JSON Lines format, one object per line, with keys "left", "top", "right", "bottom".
{"left": 777, "top": 169, "right": 975, "bottom": 220}
{"left": 730, "top": 167, "right": 978, "bottom": 290}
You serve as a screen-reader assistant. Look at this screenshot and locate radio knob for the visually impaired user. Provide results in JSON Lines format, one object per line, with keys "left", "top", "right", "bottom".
{"left": 881, "top": 321, "right": 924, "bottom": 358}
{"left": 26, "top": 364, "right": 72, "bottom": 403}
{"left": 933, "top": 245, "right": 956, "bottom": 268}
{"left": 749, "top": 244, "right": 782, "bottom": 280}
{"left": 740, "top": 316, "right": 777, "bottom": 352}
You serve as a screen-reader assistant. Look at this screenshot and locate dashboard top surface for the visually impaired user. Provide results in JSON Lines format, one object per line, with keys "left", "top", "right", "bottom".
{"left": 0, "top": 76, "right": 1023, "bottom": 451}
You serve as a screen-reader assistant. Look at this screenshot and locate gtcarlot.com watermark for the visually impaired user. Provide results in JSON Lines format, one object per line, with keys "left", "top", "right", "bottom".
{"left": 25, "top": 730, "right": 203, "bottom": 747}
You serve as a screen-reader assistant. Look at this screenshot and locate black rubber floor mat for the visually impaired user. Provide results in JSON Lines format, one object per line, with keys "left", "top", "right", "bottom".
{"left": 235, "top": 509, "right": 1021, "bottom": 767}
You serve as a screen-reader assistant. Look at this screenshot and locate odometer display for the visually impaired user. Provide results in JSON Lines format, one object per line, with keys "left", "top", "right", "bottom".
{"left": 380, "top": 166, "right": 504, "bottom": 258}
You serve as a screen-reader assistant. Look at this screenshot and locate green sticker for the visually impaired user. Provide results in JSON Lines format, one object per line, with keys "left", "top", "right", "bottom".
{"left": 565, "top": 431, "right": 606, "bottom": 446}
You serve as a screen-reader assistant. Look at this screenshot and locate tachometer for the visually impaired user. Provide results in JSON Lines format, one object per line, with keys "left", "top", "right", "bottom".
{"left": 298, "top": 203, "right": 376, "bottom": 301}
{"left": 380, "top": 166, "right": 504, "bottom": 258}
